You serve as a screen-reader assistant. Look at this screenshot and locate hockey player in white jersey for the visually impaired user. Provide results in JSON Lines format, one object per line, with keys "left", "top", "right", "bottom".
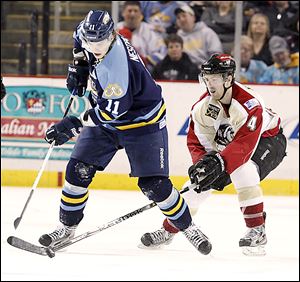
{"left": 140, "top": 54, "right": 287, "bottom": 256}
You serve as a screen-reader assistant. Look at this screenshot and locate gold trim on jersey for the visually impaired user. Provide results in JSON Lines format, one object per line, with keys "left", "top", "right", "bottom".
{"left": 100, "top": 110, "right": 113, "bottom": 121}
{"left": 115, "top": 103, "right": 166, "bottom": 130}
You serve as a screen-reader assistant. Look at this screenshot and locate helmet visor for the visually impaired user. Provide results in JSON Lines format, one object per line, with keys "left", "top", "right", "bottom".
{"left": 199, "top": 73, "right": 225, "bottom": 85}
{"left": 81, "top": 33, "right": 114, "bottom": 58}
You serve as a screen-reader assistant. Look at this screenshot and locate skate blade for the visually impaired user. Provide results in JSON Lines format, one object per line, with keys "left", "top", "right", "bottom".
{"left": 242, "top": 245, "right": 266, "bottom": 256}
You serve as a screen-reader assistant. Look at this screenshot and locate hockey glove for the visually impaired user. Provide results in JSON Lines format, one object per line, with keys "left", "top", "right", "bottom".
{"left": 66, "top": 60, "right": 89, "bottom": 97}
{"left": 214, "top": 124, "right": 234, "bottom": 147}
{"left": 1, "top": 76, "right": 6, "bottom": 100}
{"left": 188, "top": 151, "right": 225, "bottom": 193}
{"left": 45, "top": 116, "right": 83, "bottom": 146}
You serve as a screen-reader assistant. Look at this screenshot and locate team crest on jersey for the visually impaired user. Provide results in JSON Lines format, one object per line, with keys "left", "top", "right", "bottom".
{"left": 205, "top": 104, "right": 220, "bottom": 120}
{"left": 103, "top": 84, "right": 123, "bottom": 99}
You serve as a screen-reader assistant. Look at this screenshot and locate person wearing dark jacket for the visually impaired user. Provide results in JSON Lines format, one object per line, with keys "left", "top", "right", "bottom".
{"left": 152, "top": 34, "right": 199, "bottom": 81}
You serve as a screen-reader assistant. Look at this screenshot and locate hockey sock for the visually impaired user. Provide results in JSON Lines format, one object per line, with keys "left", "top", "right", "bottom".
{"left": 163, "top": 218, "right": 180, "bottom": 233}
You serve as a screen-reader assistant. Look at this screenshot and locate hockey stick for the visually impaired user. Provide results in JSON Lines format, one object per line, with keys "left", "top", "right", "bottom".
{"left": 13, "top": 95, "right": 75, "bottom": 229}
{"left": 8, "top": 183, "right": 197, "bottom": 257}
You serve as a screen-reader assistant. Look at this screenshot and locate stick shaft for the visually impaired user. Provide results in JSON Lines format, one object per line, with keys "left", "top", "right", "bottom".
{"left": 14, "top": 96, "right": 74, "bottom": 229}
{"left": 8, "top": 184, "right": 196, "bottom": 257}
{"left": 53, "top": 184, "right": 195, "bottom": 252}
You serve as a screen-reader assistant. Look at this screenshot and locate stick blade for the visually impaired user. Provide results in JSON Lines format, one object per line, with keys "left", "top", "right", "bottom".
{"left": 7, "top": 236, "right": 53, "bottom": 257}
{"left": 7, "top": 236, "right": 14, "bottom": 245}
{"left": 14, "top": 217, "right": 21, "bottom": 229}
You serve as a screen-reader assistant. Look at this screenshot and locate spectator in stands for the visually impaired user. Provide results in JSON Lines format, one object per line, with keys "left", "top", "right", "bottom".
{"left": 152, "top": 33, "right": 199, "bottom": 81}
{"left": 201, "top": 1, "right": 236, "bottom": 53}
{"left": 116, "top": 1, "right": 167, "bottom": 72}
{"left": 189, "top": 1, "right": 216, "bottom": 21}
{"left": 264, "top": 1, "right": 298, "bottom": 37}
{"left": 264, "top": 1, "right": 299, "bottom": 54}
{"left": 175, "top": 4, "right": 223, "bottom": 70}
{"left": 247, "top": 13, "right": 273, "bottom": 66}
{"left": 259, "top": 35, "right": 299, "bottom": 84}
{"left": 238, "top": 35, "right": 268, "bottom": 83}
{"left": 140, "top": 1, "right": 187, "bottom": 36}
{"left": 243, "top": 1, "right": 272, "bottom": 31}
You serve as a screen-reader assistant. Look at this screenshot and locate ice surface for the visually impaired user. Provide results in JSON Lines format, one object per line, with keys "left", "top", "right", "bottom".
{"left": 1, "top": 187, "right": 299, "bottom": 281}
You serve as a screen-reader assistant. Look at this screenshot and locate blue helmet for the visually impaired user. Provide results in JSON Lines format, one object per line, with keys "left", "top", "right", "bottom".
{"left": 82, "top": 10, "right": 114, "bottom": 43}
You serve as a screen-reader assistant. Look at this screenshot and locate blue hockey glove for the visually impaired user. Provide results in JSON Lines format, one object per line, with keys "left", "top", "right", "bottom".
{"left": 45, "top": 116, "right": 83, "bottom": 146}
{"left": 66, "top": 60, "right": 89, "bottom": 97}
{"left": 188, "top": 151, "right": 225, "bottom": 193}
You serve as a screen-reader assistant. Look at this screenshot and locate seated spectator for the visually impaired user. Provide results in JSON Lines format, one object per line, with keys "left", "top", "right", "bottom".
{"left": 259, "top": 36, "right": 299, "bottom": 84}
{"left": 175, "top": 4, "right": 223, "bottom": 70}
{"left": 116, "top": 1, "right": 167, "bottom": 72}
{"left": 152, "top": 33, "right": 199, "bottom": 81}
{"left": 264, "top": 1, "right": 299, "bottom": 54}
{"left": 140, "top": 1, "right": 187, "bottom": 36}
{"left": 238, "top": 35, "right": 268, "bottom": 83}
{"left": 264, "top": 1, "right": 298, "bottom": 37}
{"left": 247, "top": 13, "right": 273, "bottom": 66}
{"left": 201, "top": 1, "right": 236, "bottom": 53}
{"left": 189, "top": 1, "right": 216, "bottom": 21}
{"left": 243, "top": 1, "right": 273, "bottom": 31}
{"left": 285, "top": 17, "right": 299, "bottom": 54}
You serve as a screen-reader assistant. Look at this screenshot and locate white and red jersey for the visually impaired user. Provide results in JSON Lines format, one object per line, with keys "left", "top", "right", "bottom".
{"left": 187, "top": 82, "right": 281, "bottom": 174}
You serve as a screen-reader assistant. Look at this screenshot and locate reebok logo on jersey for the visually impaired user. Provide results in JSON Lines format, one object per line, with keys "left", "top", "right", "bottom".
{"left": 244, "top": 98, "right": 259, "bottom": 110}
{"left": 160, "top": 148, "right": 165, "bottom": 169}
{"left": 205, "top": 104, "right": 220, "bottom": 120}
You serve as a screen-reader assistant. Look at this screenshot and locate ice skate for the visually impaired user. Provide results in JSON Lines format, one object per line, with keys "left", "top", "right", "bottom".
{"left": 140, "top": 226, "right": 175, "bottom": 248}
{"left": 239, "top": 224, "right": 267, "bottom": 256}
{"left": 39, "top": 224, "right": 77, "bottom": 247}
{"left": 183, "top": 223, "right": 212, "bottom": 255}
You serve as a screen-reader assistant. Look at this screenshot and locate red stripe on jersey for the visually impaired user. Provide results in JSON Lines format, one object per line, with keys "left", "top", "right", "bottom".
{"left": 187, "top": 92, "right": 210, "bottom": 164}
{"left": 187, "top": 119, "right": 207, "bottom": 164}
{"left": 220, "top": 84, "right": 263, "bottom": 174}
{"left": 262, "top": 117, "right": 281, "bottom": 137}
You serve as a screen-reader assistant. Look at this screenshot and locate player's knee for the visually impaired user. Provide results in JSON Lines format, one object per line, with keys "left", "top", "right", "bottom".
{"left": 138, "top": 176, "right": 173, "bottom": 202}
{"left": 236, "top": 185, "right": 263, "bottom": 207}
{"left": 66, "top": 158, "right": 97, "bottom": 188}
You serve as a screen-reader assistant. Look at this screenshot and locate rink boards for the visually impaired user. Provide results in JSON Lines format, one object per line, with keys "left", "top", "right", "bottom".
{"left": 1, "top": 77, "right": 299, "bottom": 195}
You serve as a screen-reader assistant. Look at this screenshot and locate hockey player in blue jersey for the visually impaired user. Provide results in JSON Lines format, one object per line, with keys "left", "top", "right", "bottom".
{"left": 39, "top": 10, "right": 212, "bottom": 255}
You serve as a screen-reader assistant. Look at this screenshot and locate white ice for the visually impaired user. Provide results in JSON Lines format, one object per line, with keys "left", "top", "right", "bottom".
{"left": 1, "top": 187, "right": 299, "bottom": 281}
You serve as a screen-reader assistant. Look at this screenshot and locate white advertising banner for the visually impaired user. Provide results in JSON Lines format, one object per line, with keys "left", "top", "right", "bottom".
{"left": 1, "top": 77, "right": 299, "bottom": 181}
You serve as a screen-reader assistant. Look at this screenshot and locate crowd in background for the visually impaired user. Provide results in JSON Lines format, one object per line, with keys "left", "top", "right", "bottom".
{"left": 116, "top": 1, "right": 299, "bottom": 84}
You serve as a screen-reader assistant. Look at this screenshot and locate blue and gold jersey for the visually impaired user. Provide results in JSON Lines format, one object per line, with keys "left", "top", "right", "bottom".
{"left": 73, "top": 28, "right": 166, "bottom": 131}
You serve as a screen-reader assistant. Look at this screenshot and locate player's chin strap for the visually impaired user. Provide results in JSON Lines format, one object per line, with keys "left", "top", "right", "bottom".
{"left": 219, "top": 75, "right": 235, "bottom": 101}
{"left": 217, "top": 72, "right": 235, "bottom": 101}
{"left": 219, "top": 84, "right": 230, "bottom": 101}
